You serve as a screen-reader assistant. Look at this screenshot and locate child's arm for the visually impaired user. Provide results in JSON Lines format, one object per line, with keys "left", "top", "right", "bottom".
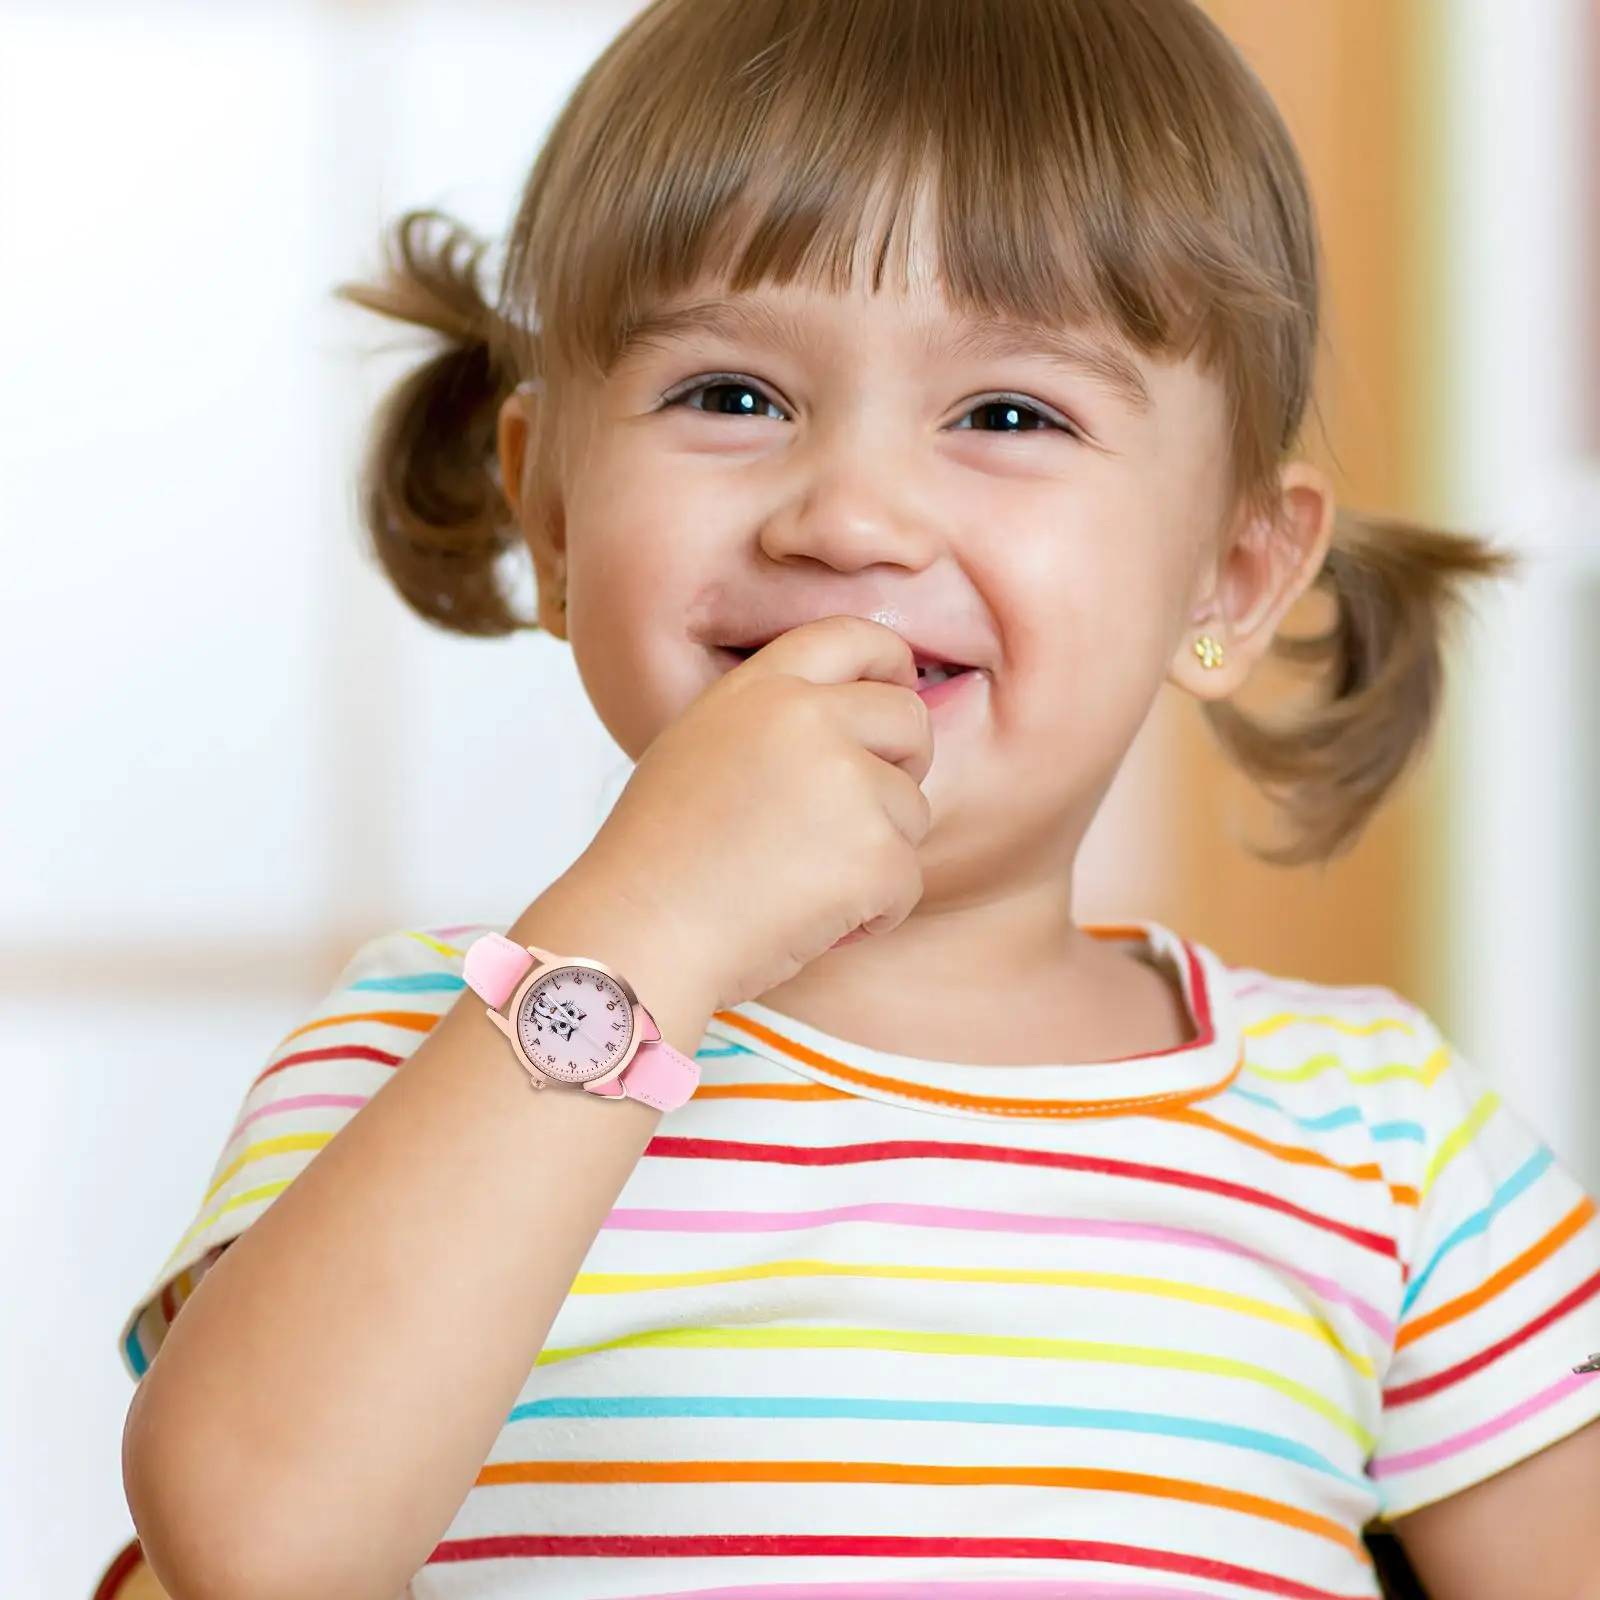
{"left": 122, "top": 618, "right": 931, "bottom": 1600}
{"left": 1391, "top": 1419, "right": 1600, "bottom": 1597}
{"left": 122, "top": 880, "right": 710, "bottom": 1600}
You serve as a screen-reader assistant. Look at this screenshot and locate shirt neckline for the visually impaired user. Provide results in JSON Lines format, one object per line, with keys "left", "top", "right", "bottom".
{"left": 704, "top": 924, "right": 1242, "bottom": 1122}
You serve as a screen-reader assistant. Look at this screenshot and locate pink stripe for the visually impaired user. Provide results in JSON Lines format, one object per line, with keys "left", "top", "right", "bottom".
{"left": 229, "top": 1093, "right": 368, "bottom": 1141}
{"left": 604, "top": 1202, "right": 1393, "bottom": 1340}
{"left": 1371, "top": 1372, "right": 1596, "bottom": 1477}
{"left": 628, "top": 1585, "right": 1223, "bottom": 1599}
{"left": 430, "top": 925, "right": 487, "bottom": 939}
{"left": 1232, "top": 976, "right": 1399, "bottom": 1007}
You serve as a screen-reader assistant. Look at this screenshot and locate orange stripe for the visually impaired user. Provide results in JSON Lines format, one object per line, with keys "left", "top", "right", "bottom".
{"left": 1165, "top": 1107, "right": 1418, "bottom": 1206}
{"left": 1396, "top": 1197, "right": 1599, "bottom": 1350}
{"left": 1083, "top": 924, "right": 1151, "bottom": 944}
{"left": 476, "top": 1459, "right": 1357, "bottom": 1551}
{"left": 692, "top": 1082, "right": 851, "bottom": 1102}
{"left": 281, "top": 1010, "right": 439, "bottom": 1044}
{"left": 715, "top": 1012, "right": 1241, "bottom": 1120}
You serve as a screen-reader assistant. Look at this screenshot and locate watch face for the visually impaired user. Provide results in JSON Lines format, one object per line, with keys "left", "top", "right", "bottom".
{"left": 514, "top": 964, "right": 635, "bottom": 1083}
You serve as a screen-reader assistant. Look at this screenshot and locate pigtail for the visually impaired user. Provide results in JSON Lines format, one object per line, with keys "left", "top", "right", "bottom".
{"left": 339, "top": 210, "right": 529, "bottom": 636}
{"left": 1205, "top": 514, "right": 1512, "bottom": 864}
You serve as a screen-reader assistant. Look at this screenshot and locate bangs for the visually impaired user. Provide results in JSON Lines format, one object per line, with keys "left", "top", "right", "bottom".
{"left": 505, "top": 0, "right": 1318, "bottom": 469}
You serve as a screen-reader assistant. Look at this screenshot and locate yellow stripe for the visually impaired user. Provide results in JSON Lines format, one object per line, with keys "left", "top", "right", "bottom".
{"left": 571, "top": 1260, "right": 1373, "bottom": 1376}
{"left": 1423, "top": 1090, "right": 1501, "bottom": 1196}
{"left": 167, "top": 1179, "right": 292, "bottom": 1263}
{"left": 536, "top": 1325, "right": 1374, "bottom": 1450}
{"left": 406, "top": 929, "right": 464, "bottom": 960}
{"left": 202, "top": 1133, "right": 333, "bottom": 1206}
{"left": 1245, "top": 1046, "right": 1449, "bottom": 1088}
{"left": 1242, "top": 1054, "right": 1342, "bottom": 1084}
{"left": 1244, "top": 1013, "right": 1417, "bottom": 1041}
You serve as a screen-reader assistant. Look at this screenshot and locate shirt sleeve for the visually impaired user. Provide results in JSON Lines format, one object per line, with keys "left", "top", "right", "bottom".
{"left": 119, "top": 926, "right": 488, "bottom": 1379}
{"left": 1370, "top": 1017, "right": 1600, "bottom": 1516}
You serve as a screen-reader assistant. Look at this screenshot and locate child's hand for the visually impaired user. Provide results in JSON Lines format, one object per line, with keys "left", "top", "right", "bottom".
{"left": 572, "top": 616, "right": 934, "bottom": 1010}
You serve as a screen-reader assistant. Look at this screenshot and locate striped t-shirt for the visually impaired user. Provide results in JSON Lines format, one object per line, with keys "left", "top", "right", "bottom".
{"left": 124, "top": 923, "right": 1600, "bottom": 1600}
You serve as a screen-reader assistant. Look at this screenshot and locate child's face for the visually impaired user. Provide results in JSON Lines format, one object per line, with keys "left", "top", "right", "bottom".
{"left": 513, "top": 252, "right": 1251, "bottom": 899}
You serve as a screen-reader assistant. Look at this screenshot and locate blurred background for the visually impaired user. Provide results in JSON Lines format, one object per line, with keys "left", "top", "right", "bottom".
{"left": 2, "top": 0, "right": 1597, "bottom": 1592}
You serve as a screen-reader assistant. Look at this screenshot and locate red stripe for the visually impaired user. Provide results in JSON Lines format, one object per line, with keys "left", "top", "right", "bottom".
{"left": 429, "top": 1534, "right": 1361, "bottom": 1598}
{"left": 1386, "top": 1267, "right": 1600, "bottom": 1406}
{"left": 253, "top": 1044, "right": 402, "bottom": 1087}
{"left": 645, "top": 1136, "right": 1397, "bottom": 1259}
{"left": 1147, "top": 939, "right": 1215, "bottom": 1059}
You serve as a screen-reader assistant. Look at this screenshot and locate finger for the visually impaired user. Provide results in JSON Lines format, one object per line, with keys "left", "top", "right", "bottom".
{"left": 825, "top": 679, "right": 933, "bottom": 780}
{"left": 742, "top": 616, "right": 917, "bottom": 690}
{"left": 873, "top": 762, "right": 934, "bottom": 846}
{"left": 862, "top": 853, "right": 926, "bottom": 937}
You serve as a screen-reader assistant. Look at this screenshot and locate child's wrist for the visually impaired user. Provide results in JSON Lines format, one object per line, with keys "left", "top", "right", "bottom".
{"left": 507, "top": 869, "right": 723, "bottom": 1056}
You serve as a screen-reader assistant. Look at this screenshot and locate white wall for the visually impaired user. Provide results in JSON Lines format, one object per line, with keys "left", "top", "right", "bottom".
{"left": 0, "top": 5, "right": 646, "bottom": 1593}
{"left": 1440, "top": 0, "right": 1600, "bottom": 1193}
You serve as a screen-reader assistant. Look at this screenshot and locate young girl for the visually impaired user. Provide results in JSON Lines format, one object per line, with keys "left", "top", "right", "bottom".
{"left": 120, "top": 2, "right": 1600, "bottom": 1597}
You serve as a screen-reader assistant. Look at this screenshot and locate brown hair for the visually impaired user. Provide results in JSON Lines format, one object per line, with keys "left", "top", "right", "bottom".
{"left": 342, "top": 0, "right": 1507, "bottom": 861}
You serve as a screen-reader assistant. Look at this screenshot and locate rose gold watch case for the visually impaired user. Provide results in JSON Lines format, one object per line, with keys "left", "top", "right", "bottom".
{"left": 485, "top": 952, "right": 648, "bottom": 1093}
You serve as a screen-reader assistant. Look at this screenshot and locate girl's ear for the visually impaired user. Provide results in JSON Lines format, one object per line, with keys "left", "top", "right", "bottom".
{"left": 498, "top": 385, "right": 568, "bottom": 638}
{"left": 1168, "top": 461, "right": 1336, "bottom": 701}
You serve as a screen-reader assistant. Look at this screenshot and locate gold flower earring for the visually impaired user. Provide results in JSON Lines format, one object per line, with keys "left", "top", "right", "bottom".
{"left": 1193, "top": 635, "right": 1226, "bottom": 672}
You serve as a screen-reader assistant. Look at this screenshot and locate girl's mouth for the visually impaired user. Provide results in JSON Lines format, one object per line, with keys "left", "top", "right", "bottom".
{"left": 719, "top": 645, "right": 979, "bottom": 697}
{"left": 913, "top": 661, "right": 980, "bottom": 708}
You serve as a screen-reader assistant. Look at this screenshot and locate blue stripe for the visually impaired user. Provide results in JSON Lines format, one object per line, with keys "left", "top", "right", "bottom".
{"left": 694, "top": 1045, "right": 751, "bottom": 1059}
{"left": 124, "top": 1325, "right": 149, "bottom": 1378}
{"left": 1370, "top": 1120, "right": 1425, "bottom": 1144}
{"left": 506, "top": 1394, "right": 1363, "bottom": 1487}
{"left": 348, "top": 974, "right": 466, "bottom": 994}
{"left": 1227, "top": 1086, "right": 1426, "bottom": 1147}
{"left": 1402, "top": 1147, "right": 1555, "bottom": 1313}
{"left": 1225, "top": 1084, "right": 1362, "bottom": 1133}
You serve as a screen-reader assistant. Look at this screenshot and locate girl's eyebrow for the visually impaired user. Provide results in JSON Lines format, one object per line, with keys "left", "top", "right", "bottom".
{"left": 942, "top": 321, "right": 1152, "bottom": 413}
{"left": 616, "top": 298, "right": 801, "bottom": 360}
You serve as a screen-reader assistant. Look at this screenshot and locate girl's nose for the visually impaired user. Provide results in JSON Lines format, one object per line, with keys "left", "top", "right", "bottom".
{"left": 756, "top": 449, "right": 944, "bottom": 574}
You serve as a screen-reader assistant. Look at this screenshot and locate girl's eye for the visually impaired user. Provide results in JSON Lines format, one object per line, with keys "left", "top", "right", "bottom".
{"left": 954, "top": 398, "right": 1072, "bottom": 435}
{"left": 670, "top": 379, "right": 787, "bottom": 421}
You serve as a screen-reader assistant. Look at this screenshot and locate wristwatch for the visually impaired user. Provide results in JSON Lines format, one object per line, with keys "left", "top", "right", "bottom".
{"left": 463, "top": 933, "right": 700, "bottom": 1113}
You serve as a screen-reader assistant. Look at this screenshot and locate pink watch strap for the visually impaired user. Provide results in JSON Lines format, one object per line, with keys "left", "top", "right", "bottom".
{"left": 463, "top": 932, "right": 536, "bottom": 1008}
{"left": 618, "top": 1020, "right": 701, "bottom": 1113}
